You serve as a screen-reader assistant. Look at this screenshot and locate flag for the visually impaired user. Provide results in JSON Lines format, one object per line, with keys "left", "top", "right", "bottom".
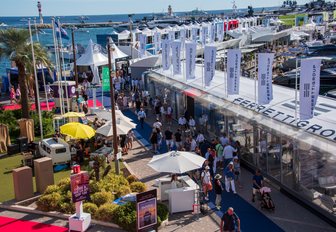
{"left": 185, "top": 42, "right": 197, "bottom": 80}
{"left": 192, "top": 27, "right": 198, "bottom": 43}
{"left": 172, "top": 41, "right": 182, "bottom": 75}
{"left": 139, "top": 34, "right": 147, "bottom": 58}
{"left": 180, "top": 29, "right": 186, "bottom": 49}
{"left": 299, "top": 59, "right": 321, "bottom": 120}
{"left": 209, "top": 24, "right": 215, "bottom": 44}
{"left": 169, "top": 31, "right": 175, "bottom": 41}
{"left": 204, "top": 46, "right": 216, "bottom": 86}
{"left": 217, "top": 22, "right": 224, "bottom": 42}
{"left": 55, "top": 21, "right": 69, "bottom": 40}
{"left": 258, "top": 53, "right": 274, "bottom": 105}
{"left": 227, "top": 49, "right": 241, "bottom": 95}
{"left": 162, "top": 39, "right": 171, "bottom": 71}
{"left": 153, "top": 32, "right": 161, "bottom": 54}
{"left": 201, "top": 26, "right": 208, "bottom": 46}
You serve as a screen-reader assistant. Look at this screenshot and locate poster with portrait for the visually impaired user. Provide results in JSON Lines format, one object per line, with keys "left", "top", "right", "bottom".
{"left": 136, "top": 189, "right": 157, "bottom": 232}
{"left": 70, "top": 171, "right": 90, "bottom": 203}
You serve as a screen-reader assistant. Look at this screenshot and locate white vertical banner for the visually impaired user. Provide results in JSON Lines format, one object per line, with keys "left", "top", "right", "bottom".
{"left": 209, "top": 24, "right": 216, "bottom": 44}
{"left": 139, "top": 34, "right": 147, "bottom": 58}
{"left": 201, "top": 26, "right": 208, "bottom": 46}
{"left": 204, "top": 46, "right": 217, "bottom": 87}
{"left": 192, "top": 27, "right": 198, "bottom": 43}
{"left": 162, "top": 40, "right": 171, "bottom": 71}
{"left": 299, "top": 59, "right": 321, "bottom": 120}
{"left": 227, "top": 49, "right": 242, "bottom": 95}
{"left": 258, "top": 53, "right": 274, "bottom": 105}
{"left": 153, "top": 32, "right": 161, "bottom": 54}
{"left": 169, "top": 30, "right": 175, "bottom": 41}
{"left": 172, "top": 40, "right": 182, "bottom": 75}
{"left": 185, "top": 42, "right": 197, "bottom": 80}
{"left": 217, "top": 22, "right": 224, "bottom": 42}
{"left": 180, "top": 29, "right": 186, "bottom": 48}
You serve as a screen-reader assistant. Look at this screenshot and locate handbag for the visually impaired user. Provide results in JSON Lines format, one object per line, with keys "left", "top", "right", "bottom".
{"left": 207, "top": 182, "right": 213, "bottom": 191}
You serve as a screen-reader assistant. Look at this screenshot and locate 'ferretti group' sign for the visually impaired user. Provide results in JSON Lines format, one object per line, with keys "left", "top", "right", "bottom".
{"left": 232, "top": 97, "right": 336, "bottom": 141}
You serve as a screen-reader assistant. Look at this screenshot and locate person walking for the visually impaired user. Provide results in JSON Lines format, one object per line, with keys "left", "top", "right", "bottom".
{"left": 233, "top": 157, "right": 242, "bottom": 188}
{"left": 166, "top": 104, "right": 173, "bottom": 125}
{"left": 215, "top": 139, "right": 224, "bottom": 169}
{"left": 214, "top": 174, "right": 223, "bottom": 210}
{"left": 164, "top": 128, "right": 174, "bottom": 151}
{"left": 201, "top": 166, "right": 212, "bottom": 201}
{"left": 188, "top": 116, "right": 196, "bottom": 136}
{"left": 252, "top": 169, "right": 264, "bottom": 202}
{"left": 224, "top": 162, "right": 237, "bottom": 194}
{"left": 174, "top": 129, "right": 183, "bottom": 151}
{"left": 137, "top": 108, "right": 146, "bottom": 129}
{"left": 149, "top": 128, "right": 158, "bottom": 154}
{"left": 220, "top": 207, "right": 241, "bottom": 232}
{"left": 223, "top": 144, "right": 237, "bottom": 167}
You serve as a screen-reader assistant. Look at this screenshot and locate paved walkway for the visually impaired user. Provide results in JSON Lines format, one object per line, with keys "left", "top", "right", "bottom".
{"left": 122, "top": 107, "right": 336, "bottom": 232}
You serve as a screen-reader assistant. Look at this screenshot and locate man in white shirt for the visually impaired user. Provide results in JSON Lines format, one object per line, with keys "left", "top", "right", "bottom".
{"left": 190, "top": 136, "right": 197, "bottom": 152}
{"left": 153, "top": 119, "right": 162, "bottom": 130}
{"left": 223, "top": 144, "right": 237, "bottom": 167}
{"left": 196, "top": 131, "right": 205, "bottom": 144}
{"left": 178, "top": 115, "right": 187, "bottom": 130}
{"left": 188, "top": 116, "right": 196, "bottom": 136}
{"left": 137, "top": 108, "right": 146, "bottom": 129}
{"left": 201, "top": 166, "right": 212, "bottom": 200}
{"left": 220, "top": 133, "right": 229, "bottom": 146}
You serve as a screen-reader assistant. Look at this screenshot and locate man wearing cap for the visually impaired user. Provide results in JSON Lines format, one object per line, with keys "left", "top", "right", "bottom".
{"left": 223, "top": 162, "right": 237, "bottom": 194}
{"left": 220, "top": 207, "right": 241, "bottom": 232}
{"left": 214, "top": 174, "right": 223, "bottom": 210}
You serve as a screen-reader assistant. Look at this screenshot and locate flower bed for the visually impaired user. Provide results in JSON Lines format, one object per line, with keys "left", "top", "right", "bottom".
{"left": 36, "top": 173, "right": 169, "bottom": 231}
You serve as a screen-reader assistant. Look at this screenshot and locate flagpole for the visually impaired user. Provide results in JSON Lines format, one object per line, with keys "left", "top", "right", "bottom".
{"left": 28, "top": 18, "right": 44, "bottom": 140}
{"left": 295, "top": 57, "right": 298, "bottom": 122}
{"left": 254, "top": 52, "right": 257, "bottom": 108}
{"left": 57, "top": 18, "right": 69, "bottom": 112}
{"left": 51, "top": 17, "right": 63, "bottom": 115}
{"left": 41, "top": 65, "right": 49, "bottom": 111}
{"left": 34, "top": 18, "right": 39, "bottom": 42}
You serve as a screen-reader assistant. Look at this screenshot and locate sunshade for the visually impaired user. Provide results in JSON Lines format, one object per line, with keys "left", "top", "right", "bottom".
{"left": 96, "top": 119, "right": 136, "bottom": 136}
{"left": 148, "top": 151, "right": 206, "bottom": 174}
{"left": 60, "top": 122, "right": 95, "bottom": 139}
{"left": 62, "top": 112, "right": 85, "bottom": 118}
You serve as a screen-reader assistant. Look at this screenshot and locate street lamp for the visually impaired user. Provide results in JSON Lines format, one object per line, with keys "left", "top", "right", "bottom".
{"left": 107, "top": 37, "right": 120, "bottom": 175}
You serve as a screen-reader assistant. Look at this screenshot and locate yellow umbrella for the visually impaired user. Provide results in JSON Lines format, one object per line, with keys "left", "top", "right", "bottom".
{"left": 60, "top": 122, "right": 95, "bottom": 139}
{"left": 62, "top": 112, "right": 86, "bottom": 118}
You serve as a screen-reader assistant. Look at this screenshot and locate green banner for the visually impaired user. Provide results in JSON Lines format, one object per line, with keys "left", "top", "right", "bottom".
{"left": 102, "top": 67, "right": 110, "bottom": 91}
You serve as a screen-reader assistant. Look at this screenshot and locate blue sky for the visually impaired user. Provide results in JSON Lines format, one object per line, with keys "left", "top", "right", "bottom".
{"left": 1, "top": 0, "right": 309, "bottom": 17}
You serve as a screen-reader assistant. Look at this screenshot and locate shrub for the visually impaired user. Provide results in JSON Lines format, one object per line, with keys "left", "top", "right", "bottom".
{"left": 57, "top": 178, "right": 71, "bottom": 193}
{"left": 126, "top": 175, "right": 138, "bottom": 184}
{"left": 59, "top": 202, "right": 75, "bottom": 214}
{"left": 112, "top": 202, "right": 136, "bottom": 232}
{"left": 89, "top": 180, "right": 100, "bottom": 194}
{"left": 95, "top": 203, "right": 117, "bottom": 222}
{"left": 91, "top": 191, "right": 114, "bottom": 207}
{"left": 157, "top": 203, "right": 169, "bottom": 225}
{"left": 83, "top": 202, "right": 98, "bottom": 216}
{"left": 130, "top": 182, "right": 147, "bottom": 193}
{"left": 36, "top": 192, "right": 62, "bottom": 211}
{"left": 116, "top": 186, "right": 131, "bottom": 198}
{"left": 44, "top": 185, "right": 60, "bottom": 195}
{"left": 62, "top": 190, "right": 73, "bottom": 203}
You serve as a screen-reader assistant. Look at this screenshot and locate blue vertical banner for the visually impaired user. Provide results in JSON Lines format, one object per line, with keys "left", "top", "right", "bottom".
{"left": 185, "top": 42, "right": 197, "bottom": 80}
{"left": 258, "top": 53, "right": 274, "bottom": 105}
{"left": 227, "top": 49, "right": 241, "bottom": 95}
{"left": 204, "top": 45, "right": 216, "bottom": 87}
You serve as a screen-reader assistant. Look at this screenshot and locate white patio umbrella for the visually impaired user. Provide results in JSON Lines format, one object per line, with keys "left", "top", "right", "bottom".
{"left": 96, "top": 118, "right": 136, "bottom": 136}
{"left": 95, "top": 109, "right": 134, "bottom": 124}
{"left": 148, "top": 151, "right": 206, "bottom": 174}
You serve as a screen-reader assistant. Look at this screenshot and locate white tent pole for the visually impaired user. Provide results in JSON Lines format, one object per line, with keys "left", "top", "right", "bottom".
{"left": 254, "top": 52, "right": 258, "bottom": 109}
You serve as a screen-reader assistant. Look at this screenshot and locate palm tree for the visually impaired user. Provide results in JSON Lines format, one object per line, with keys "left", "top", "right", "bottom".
{"left": 0, "top": 29, "right": 31, "bottom": 118}
{"left": 0, "top": 28, "right": 51, "bottom": 119}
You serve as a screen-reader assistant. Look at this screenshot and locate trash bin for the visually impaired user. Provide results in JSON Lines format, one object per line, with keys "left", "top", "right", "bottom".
{"left": 17, "top": 137, "right": 28, "bottom": 152}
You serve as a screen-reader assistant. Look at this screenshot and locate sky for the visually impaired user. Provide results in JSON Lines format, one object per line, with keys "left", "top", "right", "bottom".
{"left": 0, "top": 0, "right": 310, "bottom": 17}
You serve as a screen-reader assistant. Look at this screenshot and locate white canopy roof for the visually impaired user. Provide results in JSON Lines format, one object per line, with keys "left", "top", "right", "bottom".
{"left": 77, "top": 40, "right": 108, "bottom": 67}
{"left": 142, "top": 28, "right": 152, "bottom": 33}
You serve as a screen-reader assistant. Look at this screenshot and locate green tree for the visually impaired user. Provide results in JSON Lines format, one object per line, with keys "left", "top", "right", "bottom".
{"left": 0, "top": 29, "right": 31, "bottom": 118}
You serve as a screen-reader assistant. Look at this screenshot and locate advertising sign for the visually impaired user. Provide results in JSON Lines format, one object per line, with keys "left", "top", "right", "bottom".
{"left": 136, "top": 189, "right": 157, "bottom": 232}
{"left": 185, "top": 42, "right": 197, "bottom": 80}
{"left": 70, "top": 171, "right": 90, "bottom": 203}
{"left": 102, "top": 67, "right": 110, "bottom": 91}
{"left": 162, "top": 39, "right": 171, "bottom": 71}
{"left": 172, "top": 40, "right": 182, "bottom": 75}
{"left": 204, "top": 46, "right": 216, "bottom": 87}
{"left": 258, "top": 53, "right": 274, "bottom": 105}
{"left": 227, "top": 49, "right": 241, "bottom": 95}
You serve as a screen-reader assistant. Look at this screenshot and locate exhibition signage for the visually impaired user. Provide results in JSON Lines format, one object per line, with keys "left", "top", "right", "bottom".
{"left": 204, "top": 46, "right": 216, "bottom": 87}
{"left": 102, "top": 67, "right": 110, "bottom": 91}
{"left": 299, "top": 59, "right": 321, "bottom": 120}
{"left": 70, "top": 171, "right": 90, "bottom": 203}
{"left": 258, "top": 53, "right": 275, "bottom": 105}
{"left": 192, "top": 27, "right": 198, "bottom": 43}
{"left": 172, "top": 41, "right": 182, "bottom": 75}
{"left": 209, "top": 24, "right": 216, "bottom": 43}
{"left": 153, "top": 32, "right": 161, "bottom": 54}
{"left": 201, "top": 26, "right": 208, "bottom": 46}
{"left": 136, "top": 189, "right": 157, "bottom": 232}
{"left": 139, "top": 34, "right": 147, "bottom": 58}
{"left": 185, "top": 42, "right": 197, "bottom": 80}
{"left": 227, "top": 49, "right": 242, "bottom": 95}
{"left": 217, "top": 22, "right": 224, "bottom": 42}
{"left": 162, "top": 39, "right": 171, "bottom": 71}
{"left": 180, "top": 29, "right": 186, "bottom": 48}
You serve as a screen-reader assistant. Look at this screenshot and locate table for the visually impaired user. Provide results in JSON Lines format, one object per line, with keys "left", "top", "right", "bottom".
{"left": 90, "top": 146, "right": 113, "bottom": 159}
